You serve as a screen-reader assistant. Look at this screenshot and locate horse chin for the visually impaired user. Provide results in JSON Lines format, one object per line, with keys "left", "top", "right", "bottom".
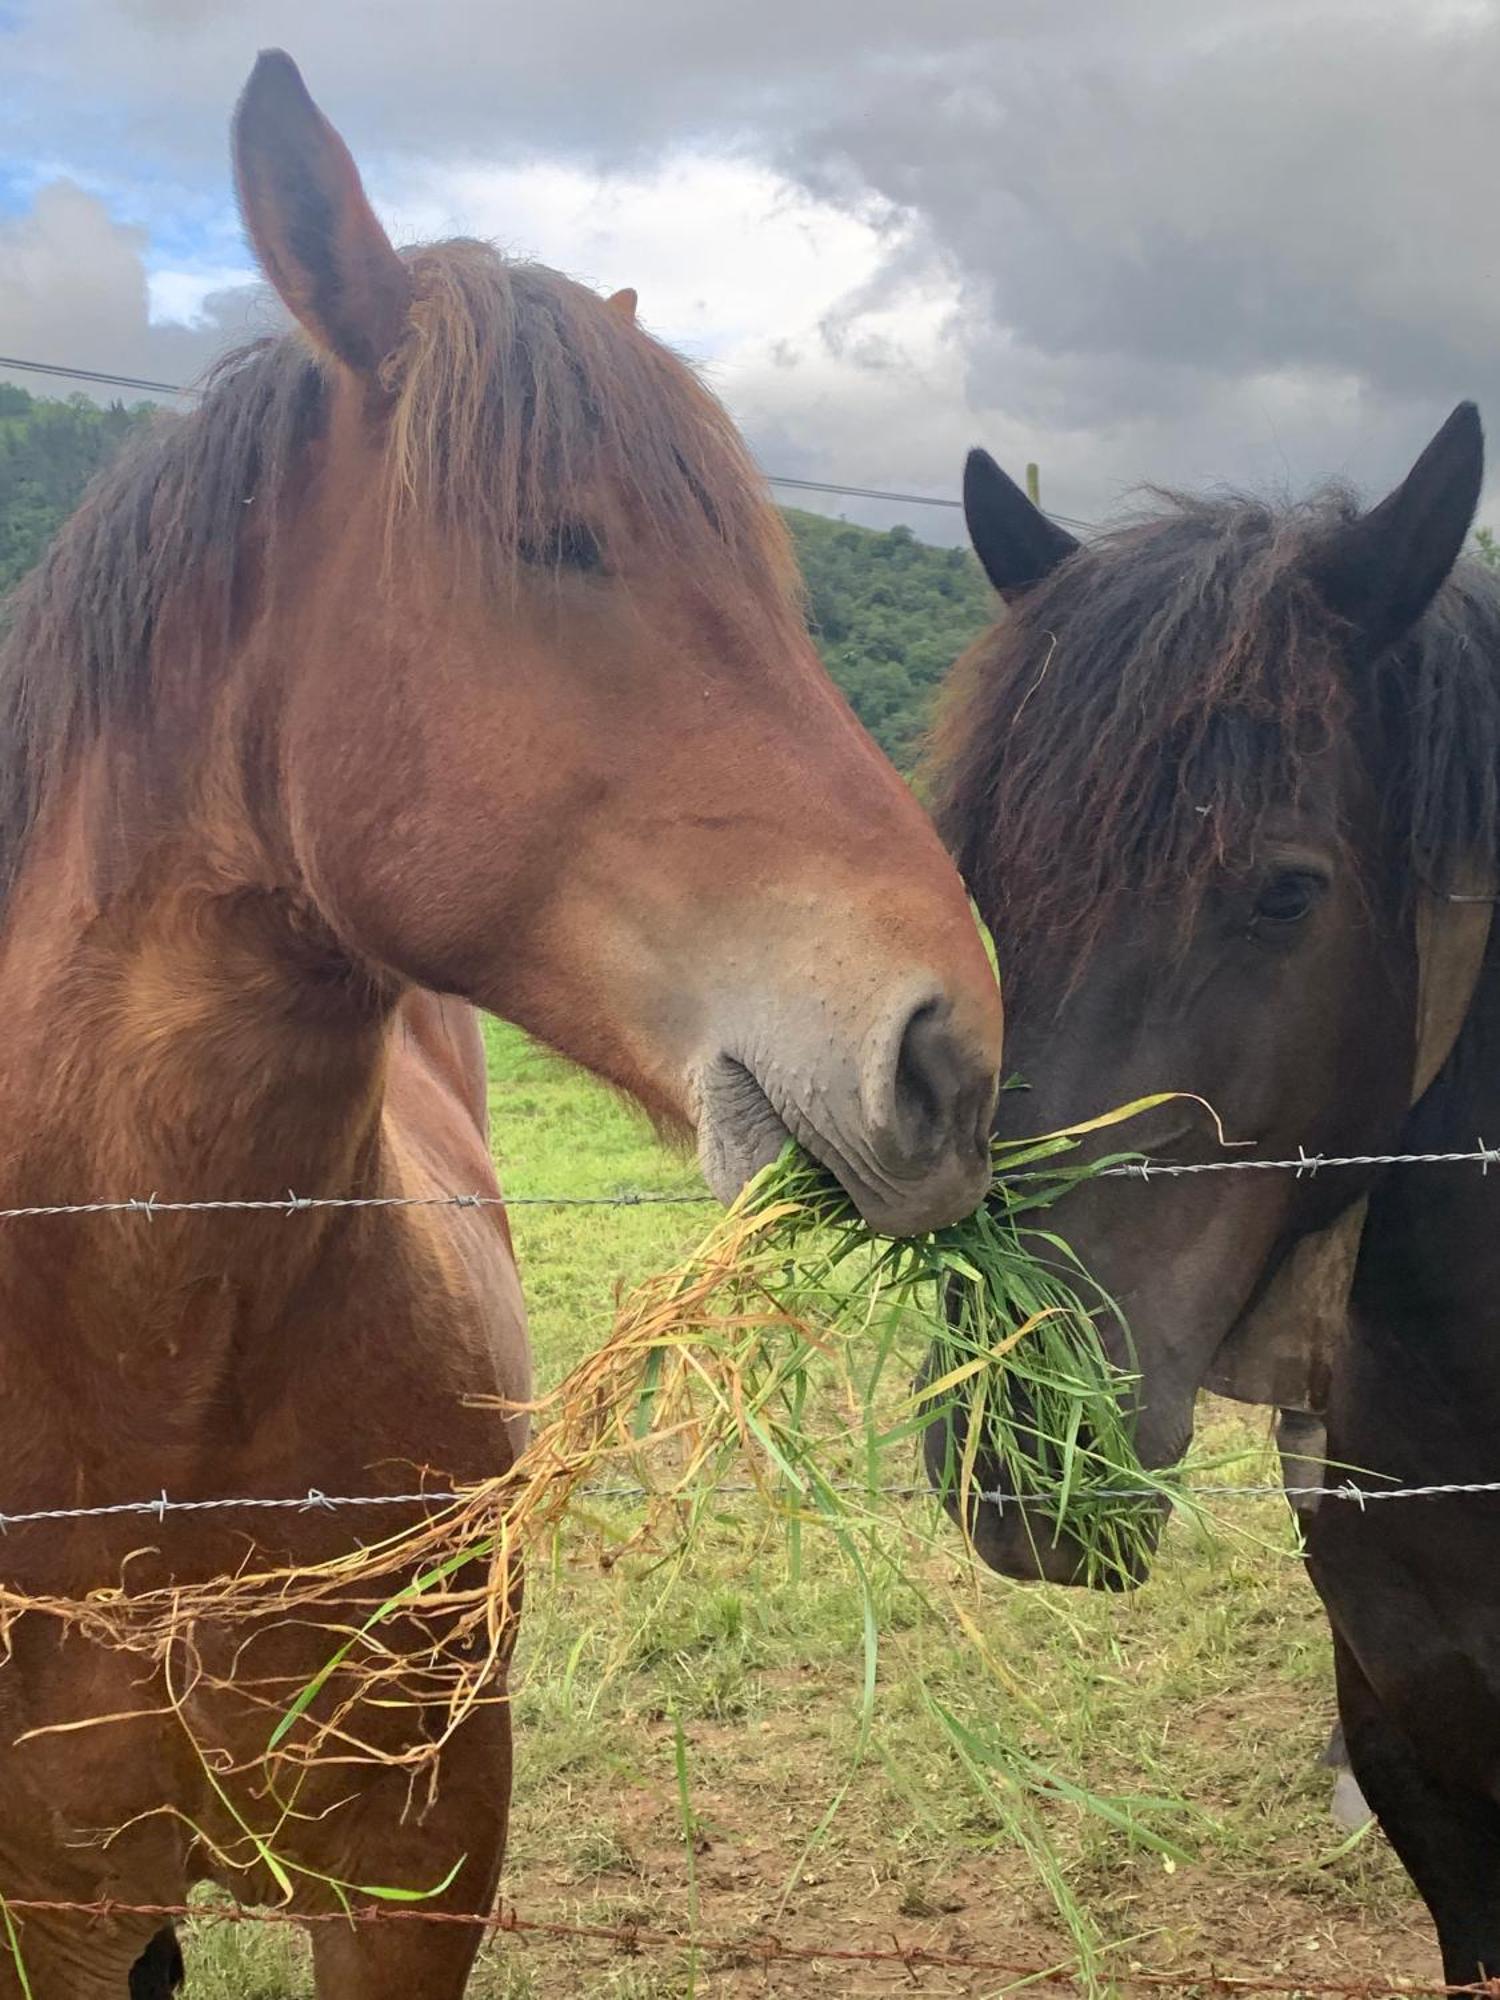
{"left": 921, "top": 1424, "right": 1168, "bottom": 1591}
{"left": 945, "top": 1487, "right": 1162, "bottom": 1591}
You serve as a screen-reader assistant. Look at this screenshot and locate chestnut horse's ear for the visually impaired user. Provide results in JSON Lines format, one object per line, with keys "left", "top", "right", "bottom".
{"left": 1315, "top": 402, "right": 1484, "bottom": 658}
{"left": 963, "top": 447, "right": 1080, "bottom": 602}
{"left": 606, "top": 287, "right": 639, "bottom": 323}
{"left": 232, "top": 50, "right": 411, "bottom": 377}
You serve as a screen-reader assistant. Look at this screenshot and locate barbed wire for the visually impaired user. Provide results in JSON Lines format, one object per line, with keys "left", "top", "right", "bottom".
{"left": 0, "top": 1188, "right": 711, "bottom": 1220}
{"left": 0, "top": 1142, "right": 1495, "bottom": 1527}
{"left": 0, "top": 1894, "right": 1482, "bottom": 1994}
{"left": 4, "top": 1471, "right": 1500, "bottom": 1536}
{"left": 1107, "top": 1144, "right": 1500, "bottom": 1180}
{"left": 3, "top": 1140, "right": 1499, "bottom": 1226}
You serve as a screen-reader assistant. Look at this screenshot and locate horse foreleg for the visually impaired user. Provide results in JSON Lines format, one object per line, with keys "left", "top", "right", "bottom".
{"left": 307, "top": 1702, "right": 511, "bottom": 2000}
{"left": 311, "top": 1901, "right": 498, "bottom": 2000}
{"left": 128, "top": 1927, "right": 185, "bottom": 1997}
{"left": 1336, "top": 1636, "right": 1500, "bottom": 1984}
{"left": 0, "top": 1911, "right": 171, "bottom": 2000}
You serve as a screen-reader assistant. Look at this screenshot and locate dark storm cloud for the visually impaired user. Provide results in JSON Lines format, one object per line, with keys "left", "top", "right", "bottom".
{"left": 795, "top": 8, "right": 1500, "bottom": 402}
{"left": 1, "top": 0, "right": 1001, "bottom": 169}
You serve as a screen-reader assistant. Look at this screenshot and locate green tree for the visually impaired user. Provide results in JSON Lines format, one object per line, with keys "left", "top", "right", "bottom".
{"left": 785, "top": 508, "right": 995, "bottom": 769}
{"left": 0, "top": 385, "right": 157, "bottom": 594}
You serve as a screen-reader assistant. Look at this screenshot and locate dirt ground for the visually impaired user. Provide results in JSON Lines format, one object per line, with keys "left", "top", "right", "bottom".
{"left": 473, "top": 1697, "right": 1435, "bottom": 1998}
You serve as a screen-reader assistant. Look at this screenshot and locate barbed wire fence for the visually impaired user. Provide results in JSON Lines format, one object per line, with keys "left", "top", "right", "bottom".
{"left": 2, "top": 354, "right": 1490, "bottom": 1991}
{"left": 2, "top": 1142, "right": 1495, "bottom": 1987}
{"left": 3, "top": 1893, "right": 1494, "bottom": 1995}
{"left": 4, "top": 1143, "right": 1500, "bottom": 1529}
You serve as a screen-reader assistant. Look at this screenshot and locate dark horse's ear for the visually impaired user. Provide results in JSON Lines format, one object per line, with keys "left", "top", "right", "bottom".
{"left": 1315, "top": 402, "right": 1484, "bottom": 658}
{"left": 233, "top": 50, "right": 411, "bottom": 378}
{"left": 963, "top": 448, "right": 1080, "bottom": 602}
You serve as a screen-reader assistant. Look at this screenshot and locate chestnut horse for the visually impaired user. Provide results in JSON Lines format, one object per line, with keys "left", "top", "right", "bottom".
{"left": 0, "top": 52, "right": 1001, "bottom": 1999}
{"left": 922, "top": 412, "right": 1500, "bottom": 1979}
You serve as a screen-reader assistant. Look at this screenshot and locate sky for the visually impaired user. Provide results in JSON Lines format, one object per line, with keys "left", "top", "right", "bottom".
{"left": 3, "top": 0, "right": 1499, "bottom": 540}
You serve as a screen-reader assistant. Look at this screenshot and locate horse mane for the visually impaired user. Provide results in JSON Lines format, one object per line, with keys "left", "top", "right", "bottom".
{"left": 928, "top": 487, "right": 1500, "bottom": 969}
{"left": 0, "top": 239, "right": 796, "bottom": 915}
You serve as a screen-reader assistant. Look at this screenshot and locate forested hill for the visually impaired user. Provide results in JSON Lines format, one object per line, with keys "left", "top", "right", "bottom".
{"left": 0, "top": 385, "right": 155, "bottom": 597}
{"left": 786, "top": 508, "right": 994, "bottom": 766}
{"left": 0, "top": 385, "right": 996, "bottom": 767}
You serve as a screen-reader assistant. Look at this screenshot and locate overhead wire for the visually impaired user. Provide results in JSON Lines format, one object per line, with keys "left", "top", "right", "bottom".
{"left": 0, "top": 351, "right": 1097, "bottom": 531}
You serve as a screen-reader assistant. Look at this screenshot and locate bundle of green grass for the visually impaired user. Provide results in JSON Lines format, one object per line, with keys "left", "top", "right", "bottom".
{"left": 729, "top": 1102, "right": 1173, "bottom": 1588}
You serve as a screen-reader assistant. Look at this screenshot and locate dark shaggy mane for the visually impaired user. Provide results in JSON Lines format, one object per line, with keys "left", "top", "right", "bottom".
{"left": 928, "top": 487, "right": 1500, "bottom": 968}
{"left": 0, "top": 239, "right": 795, "bottom": 917}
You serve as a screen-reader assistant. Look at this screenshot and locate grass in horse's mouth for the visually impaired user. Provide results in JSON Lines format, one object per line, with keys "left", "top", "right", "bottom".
{"left": 739, "top": 1114, "right": 1177, "bottom": 1589}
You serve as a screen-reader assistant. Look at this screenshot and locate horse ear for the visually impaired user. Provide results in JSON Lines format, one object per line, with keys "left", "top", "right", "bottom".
{"left": 1316, "top": 402, "right": 1484, "bottom": 657}
{"left": 963, "top": 448, "right": 1080, "bottom": 602}
{"left": 232, "top": 50, "right": 411, "bottom": 378}
{"left": 606, "top": 287, "right": 639, "bottom": 323}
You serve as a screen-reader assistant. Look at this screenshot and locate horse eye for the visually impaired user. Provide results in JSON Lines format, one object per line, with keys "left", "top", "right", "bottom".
{"left": 1253, "top": 870, "right": 1324, "bottom": 927}
{"left": 518, "top": 523, "right": 604, "bottom": 573}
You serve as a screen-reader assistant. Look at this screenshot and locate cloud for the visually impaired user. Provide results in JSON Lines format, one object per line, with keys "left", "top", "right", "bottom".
{"left": 0, "top": 180, "right": 270, "bottom": 401}
{"left": 0, "top": 1, "right": 1003, "bottom": 170}
{"left": 380, "top": 154, "right": 904, "bottom": 362}
{"left": 4, "top": 0, "right": 1500, "bottom": 533}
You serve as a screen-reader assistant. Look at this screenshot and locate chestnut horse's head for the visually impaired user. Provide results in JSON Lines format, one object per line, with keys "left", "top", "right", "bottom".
{"left": 0, "top": 53, "right": 1000, "bottom": 1234}
{"left": 922, "top": 411, "right": 1491, "bottom": 1580}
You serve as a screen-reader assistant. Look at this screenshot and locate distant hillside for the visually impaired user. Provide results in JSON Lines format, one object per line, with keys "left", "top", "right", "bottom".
{"left": 783, "top": 508, "right": 995, "bottom": 767}
{"left": 0, "top": 386, "right": 995, "bottom": 768}
{"left": 0, "top": 385, "right": 156, "bottom": 595}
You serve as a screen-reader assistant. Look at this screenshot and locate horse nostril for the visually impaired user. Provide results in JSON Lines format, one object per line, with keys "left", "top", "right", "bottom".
{"left": 894, "top": 1000, "right": 945, "bottom": 1139}
{"left": 888, "top": 997, "right": 992, "bottom": 1163}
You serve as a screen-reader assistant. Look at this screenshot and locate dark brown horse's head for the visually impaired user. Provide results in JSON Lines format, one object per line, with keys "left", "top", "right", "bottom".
{"left": 923, "top": 408, "right": 1492, "bottom": 1581}
{"left": 0, "top": 52, "right": 1002, "bottom": 1236}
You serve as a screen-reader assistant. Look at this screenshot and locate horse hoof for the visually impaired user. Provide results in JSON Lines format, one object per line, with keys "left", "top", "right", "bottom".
{"left": 1331, "top": 1767, "right": 1374, "bottom": 1833}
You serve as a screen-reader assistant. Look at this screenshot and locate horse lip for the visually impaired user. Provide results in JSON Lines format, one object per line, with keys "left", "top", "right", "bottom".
{"left": 693, "top": 1055, "right": 794, "bottom": 1206}
{"left": 692, "top": 1053, "right": 926, "bottom": 1229}
{"left": 694, "top": 1050, "right": 991, "bottom": 1234}
{"left": 957, "top": 1493, "right": 1159, "bottom": 1590}
{"left": 693, "top": 1050, "right": 889, "bottom": 1221}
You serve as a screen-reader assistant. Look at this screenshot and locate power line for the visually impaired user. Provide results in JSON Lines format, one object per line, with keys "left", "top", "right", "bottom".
{"left": 0, "top": 354, "right": 192, "bottom": 399}
{"left": 770, "top": 469, "right": 1093, "bottom": 532}
{"left": 0, "top": 350, "right": 1095, "bottom": 532}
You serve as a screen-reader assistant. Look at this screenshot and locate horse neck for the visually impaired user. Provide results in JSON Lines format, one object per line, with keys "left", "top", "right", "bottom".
{"left": 0, "top": 730, "right": 398, "bottom": 1365}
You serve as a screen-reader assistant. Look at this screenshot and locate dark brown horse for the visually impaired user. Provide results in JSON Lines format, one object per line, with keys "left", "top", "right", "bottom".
{"left": 0, "top": 52, "right": 1002, "bottom": 1998}
{"left": 922, "top": 410, "right": 1500, "bottom": 1980}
